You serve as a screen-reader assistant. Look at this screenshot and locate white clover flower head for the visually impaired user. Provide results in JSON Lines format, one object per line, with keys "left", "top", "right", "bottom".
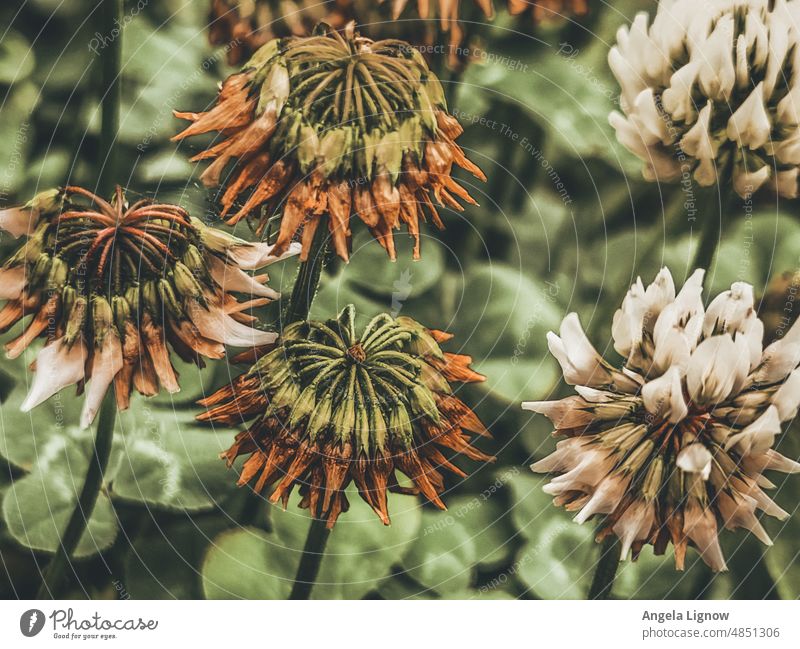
{"left": 608, "top": 0, "right": 800, "bottom": 198}
{"left": 525, "top": 267, "right": 800, "bottom": 571}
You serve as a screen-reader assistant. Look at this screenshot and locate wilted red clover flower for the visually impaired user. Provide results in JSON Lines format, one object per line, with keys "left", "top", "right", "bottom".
{"left": 0, "top": 185, "right": 297, "bottom": 426}
{"left": 198, "top": 305, "right": 493, "bottom": 527}
{"left": 174, "top": 23, "right": 485, "bottom": 261}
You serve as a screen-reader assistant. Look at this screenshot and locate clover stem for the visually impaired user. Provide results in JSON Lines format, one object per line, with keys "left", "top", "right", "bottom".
{"left": 284, "top": 222, "right": 330, "bottom": 598}
{"left": 37, "top": 392, "right": 117, "bottom": 598}
{"left": 36, "top": 0, "right": 122, "bottom": 599}
{"left": 284, "top": 220, "right": 329, "bottom": 324}
{"left": 289, "top": 517, "right": 332, "bottom": 600}
{"left": 0, "top": 368, "right": 15, "bottom": 403}
{"left": 689, "top": 187, "right": 727, "bottom": 274}
{"left": 587, "top": 535, "right": 620, "bottom": 600}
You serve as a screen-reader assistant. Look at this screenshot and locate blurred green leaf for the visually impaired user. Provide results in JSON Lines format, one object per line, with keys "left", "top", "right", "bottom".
{"left": 124, "top": 517, "right": 231, "bottom": 599}
{"left": 202, "top": 526, "right": 295, "bottom": 599}
{"left": 110, "top": 409, "right": 235, "bottom": 512}
{"left": 344, "top": 231, "right": 446, "bottom": 298}
{"left": 401, "top": 510, "right": 476, "bottom": 594}
{"left": 0, "top": 31, "right": 35, "bottom": 83}
{"left": 449, "top": 263, "right": 561, "bottom": 381}
{"left": 1, "top": 426, "right": 117, "bottom": 558}
{"left": 203, "top": 490, "right": 422, "bottom": 599}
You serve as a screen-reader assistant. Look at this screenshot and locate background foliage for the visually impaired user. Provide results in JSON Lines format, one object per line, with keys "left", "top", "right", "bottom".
{"left": 0, "top": 0, "right": 798, "bottom": 599}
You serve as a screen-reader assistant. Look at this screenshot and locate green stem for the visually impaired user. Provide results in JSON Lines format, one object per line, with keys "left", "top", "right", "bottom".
{"left": 0, "top": 367, "right": 15, "bottom": 403}
{"left": 283, "top": 222, "right": 329, "bottom": 324}
{"left": 36, "top": 0, "right": 122, "bottom": 599}
{"left": 36, "top": 392, "right": 117, "bottom": 598}
{"left": 689, "top": 190, "right": 724, "bottom": 273}
{"left": 587, "top": 535, "right": 620, "bottom": 600}
{"left": 289, "top": 517, "right": 331, "bottom": 600}
{"left": 283, "top": 222, "right": 329, "bottom": 599}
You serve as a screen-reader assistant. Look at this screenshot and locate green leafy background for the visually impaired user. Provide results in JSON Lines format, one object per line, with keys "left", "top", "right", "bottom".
{"left": 0, "top": 0, "right": 798, "bottom": 599}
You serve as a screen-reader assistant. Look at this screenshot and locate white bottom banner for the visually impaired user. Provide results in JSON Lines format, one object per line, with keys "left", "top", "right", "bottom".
{"left": 0, "top": 600, "right": 798, "bottom": 647}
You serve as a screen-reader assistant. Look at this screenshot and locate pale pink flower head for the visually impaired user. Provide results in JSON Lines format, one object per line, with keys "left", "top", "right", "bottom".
{"left": 609, "top": 0, "right": 800, "bottom": 198}
{"left": 526, "top": 267, "right": 800, "bottom": 571}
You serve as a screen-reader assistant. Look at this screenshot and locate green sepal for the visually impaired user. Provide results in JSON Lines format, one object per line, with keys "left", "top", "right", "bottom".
{"left": 410, "top": 383, "right": 440, "bottom": 424}
{"left": 307, "top": 393, "right": 333, "bottom": 442}
{"left": 289, "top": 384, "right": 318, "bottom": 427}
{"left": 389, "top": 402, "right": 413, "bottom": 448}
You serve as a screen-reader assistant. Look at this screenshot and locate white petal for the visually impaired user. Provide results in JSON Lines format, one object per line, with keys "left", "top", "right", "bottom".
{"left": 541, "top": 448, "right": 614, "bottom": 495}
{"left": 773, "top": 129, "right": 800, "bottom": 165}
{"left": 227, "top": 240, "right": 302, "bottom": 270}
{"left": 763, "top": 11, "right": 790, "bottom": 98}
{"left": 613, "top": 501, "right": 655, "bottom": 560}
{"left": 749, "top": 449, "right": 800, "bottom": 474}
{"left": 694, "top": 156, "right": 718, "bottom": 186}
{"left": 207, "top": 256, "right": 280, "bottom": 299}
{"left": 677, "top": 443, "right": 713, "bottom": 480}
{"left": 573, "top": 386, "right": 615, "bottom": 403}
{"left": 725, "top": 405, "right": 782, "bottom": 455}
{"left": 686, "top": 335, "right": 740, "bottom": 407}
{"left": 551, "top": 313, "right": 612, "bottom": 387}
{"left": 612, "top": 277, "right": 645, "bottom": 357}
{"left": 777, "top": 85, "right": 800, "bottom": 126}
{"left": 662, "top": 61, "right": 701, "bottom": 122}
{"left": 642, "top": 366, "right": 688, "bottom": 423}
{"left": 683, "top": 501, "right": 728, "bottom": 571}
{"left": 695, "top": 14, "right": 735, "bottom": 102}
{"left": 703, "top": 282, "right": 754, "bottom": 337}
{"left": 738, "top": 314, "right": 764, "bottom": 370}
{"left": 644, "top": 266, "right": 676, "bottom": 315}
{"left": 0, "top": 265, "right": 27, "bottom": 300}
{"left": 608, "top": 46, "right": 646, "bottom": 112}
{"left": 771, "top": 368, "right": 800, "bottom": 420}
{"left": 531, "top": 437, "right": 587, "bottom": 474}
{"left": 0, "top": 207, "right": 36, "bottom": 238}
{"left": 727, "top": 82, "right": 771, "bottom": 150}
{"left": 574, "top": 474, "right": 631, "bottom": 524}
{"left": 680, "top": 102, "right": 715, "bottom": 159}
{"left": 744, "top": 9, "right": 769, "bottom": 69}
{"left": 80, "top": 333, "right": 123, "bottom": 428}
{"left": 717, "top": 491, "right": 772, "bottom": 546}
{"left": 675, "top": 268, "right": 705, "bottom": 311}
{"left": 521, "top": 396, "right": 594, "bottom": 428}
{"left": 631, "top": 89, "right": 672, "bottom": 145}
{"left": 773, "top": 168, "right": 799, "bottom": 199}
{"left": 753, "top": 333, "right": 800, "bottom": 384}
{"left": 186, "top": 296, "right": 278, "bottom": 348}
{"left": 653, "top": 314, "right": 692, "bottom": 374}
{"left": 21, "top": 339, "right": 87, "bottom": 412}
{"left": 733, "top": 164, "right": 770, "bottom": 197}
{"left": 608, "top": 112, "right": 682, "bottom": 181}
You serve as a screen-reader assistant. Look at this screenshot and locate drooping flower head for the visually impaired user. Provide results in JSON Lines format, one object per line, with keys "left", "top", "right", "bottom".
{"left": 609, "top": 0, "right": 800, "bottom": 197}
{"left": 0, "top": 185, "right": 298, "bottom": 426}
{"left": 526, "top": 267, "right": 800, "bottom": 571}
{"left": 387, "top": 0, "right": 588, "bottom": 25}
{"left": 198, "top": 305, "right": 492, "bottom": 527}
{"left": 382, "top": 1, "right": 590, "bottom": 65}
{"left": 173, "top": 22, "right": 485, "bottom": 261}
{"left": 208, "top": 0, "right": 355, "bottom": 65}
